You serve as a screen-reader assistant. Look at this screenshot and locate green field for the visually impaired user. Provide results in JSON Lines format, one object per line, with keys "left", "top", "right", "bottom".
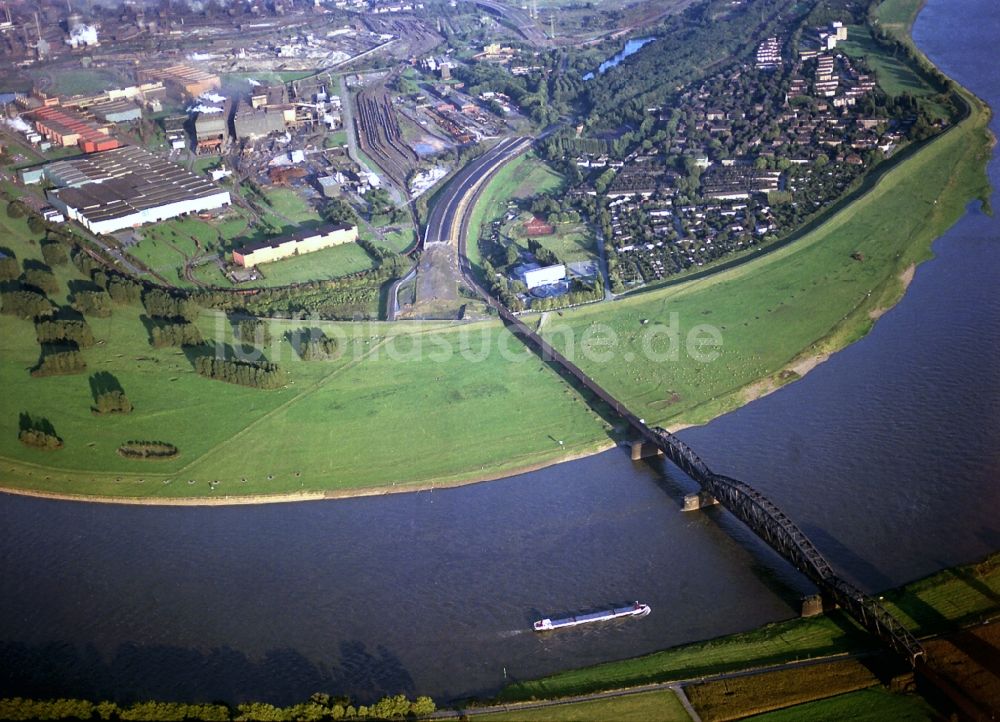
{"left": 744, "top": 688, "right": 934, "bottom": 722}
{"left": 28, "top": 68, "right": 120, "bottom": 97}
{"left": 839, "top": 26, "right": 950, "bottom": 119}
{"left": 471, "top": 690, "right": 689, "bottom": 721}
{"left": 261, "top": 187, "right": 323, "bottom": 225}
{"left": 252, "top": 242, "right": 377, "bottom": 286}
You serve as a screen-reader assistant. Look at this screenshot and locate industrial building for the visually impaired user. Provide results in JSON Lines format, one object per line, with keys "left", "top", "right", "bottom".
{"left": 522, "top": 264, "right": 566, "bottom": 289}
{"left": 138, "top": 64, "right": 221, "bottom": 98}
{"left": 194, "top": 99, "right": 231, "bottom": 152}
{"left": 27, "top": 105, "right": 120, "bottom": 153}
{"left": 233, "top": 224, "right": 358, "bottom": 267}
{"left": 88, "top": 99, "right": 142, "bottom": 124}
{"left": 233, "top": 99, "right": 291, "bottom": 140}
{"left": 44, "top": 146, "right": 232, "bottom": 236}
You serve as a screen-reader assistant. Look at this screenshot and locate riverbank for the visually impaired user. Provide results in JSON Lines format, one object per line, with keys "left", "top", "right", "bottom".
{"left": 0, "top": 0, "right": 992, "bottom": 503}
{"left": 495, "top": 552, "right": 1000, "bottom": 704}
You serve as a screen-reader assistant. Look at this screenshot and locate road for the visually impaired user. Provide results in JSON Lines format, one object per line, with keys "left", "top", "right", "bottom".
{"left": 469, "top": 0, "right": 551, "bottom": 47}
{"left": 423, "top": 137, "right": 533, "bottom": 247}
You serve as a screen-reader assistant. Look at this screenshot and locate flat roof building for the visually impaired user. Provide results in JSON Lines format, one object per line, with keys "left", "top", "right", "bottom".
{"left": 88, "top": 99, "right": 142, "bottom": 124}
{"left": 138, "top": 64, "right": 221, "bottom": 98}
{"left": 522, "top": 264, "right": 566, "bottom": 289}
{"left": 27, "top": 105, "right": 120, "bottom": 153}
{"left": 233, "top": 224, "right": 358, "bottom": 267}
{"left": 44, "top": 146, "right": 231, "bottom": 235}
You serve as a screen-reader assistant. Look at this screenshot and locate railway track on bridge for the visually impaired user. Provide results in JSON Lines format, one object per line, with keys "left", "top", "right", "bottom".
{"left": 432, "top": 134, "right": 927, "bottom": 669}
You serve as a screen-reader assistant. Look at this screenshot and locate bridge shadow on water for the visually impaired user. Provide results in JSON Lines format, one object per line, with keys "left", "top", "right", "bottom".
{"left": 0, "top": 638, "right": 413, "bottom": 706}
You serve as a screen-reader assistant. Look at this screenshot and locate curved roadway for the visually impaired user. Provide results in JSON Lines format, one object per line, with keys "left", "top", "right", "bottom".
{"left": 422, "top": 136, "right": 534, "bottom": 247}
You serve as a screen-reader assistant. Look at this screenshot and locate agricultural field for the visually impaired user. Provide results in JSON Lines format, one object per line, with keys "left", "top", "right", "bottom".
{"left": 472, "top": 690, "right": 689, "bottom": 722}
{"left": 744, "top": 688, "right": 934, "bottom": 722}
{"left": 684, "top": 659, "right": 879, "bottom": 721}
{"left": 499, "top": 614, "right": 874, "bottom": 702}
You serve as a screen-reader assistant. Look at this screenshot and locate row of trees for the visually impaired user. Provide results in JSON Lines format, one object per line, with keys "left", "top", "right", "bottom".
{"left": 194, "top": 356, "right": 287, "bottom": 389}
{"left": 35, "top": 319, "right": 95, "bottom": 349}
{"left": 1, "top": 289, "right": 55, "bottom": 320}
{"left": 118, "top": 441, "right": 177, "bottom": 459}
{"left": 31, "top": 348, "right": 86, "bottom": 377}
{"left": 150, "top": 321, "right": 204, "bottom": 348}
{"left": 234, "top": 318, "right": 272, "bottom": 348}
{"left": 143, "top": 288, "right": 199, "bottom": 323}
{"left": 0, "top": 693, "right": 435, "bottom": 721}
{"left": 72, "top": 289, "right": 113, "bottom": 318}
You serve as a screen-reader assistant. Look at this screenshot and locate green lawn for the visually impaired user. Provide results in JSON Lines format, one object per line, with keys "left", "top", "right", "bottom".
{"left": 29, "top": 68, "right": 119, "bottom": 97}
{"left": 252, "top": 242, "right": 377, "bottom": 287}
{"left": 744, "top": 688, "right": 934, "bottom": 722}
{"left": 471, "top": 690, "right": 689, "bottom": 721}
{"left": 499, "top": 615, "right": 873, "bottom": 702}
{"left": 261, "top": 187, "right": 323, "bottom": 225}
{"left": 840, "top": 26, "right": 950, "bottom": 119}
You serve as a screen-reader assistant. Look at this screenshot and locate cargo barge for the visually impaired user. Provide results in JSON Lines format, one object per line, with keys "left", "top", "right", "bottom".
{"left": 533, "top": 602, "right": 651, "bottom": 632}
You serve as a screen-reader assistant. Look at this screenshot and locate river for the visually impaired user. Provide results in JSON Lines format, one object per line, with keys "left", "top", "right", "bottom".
{"left": 1, "top": 0, "right": 998, "bottom": 707}
{"left": 582, "top": 37, "right": 656, "bottom": 80}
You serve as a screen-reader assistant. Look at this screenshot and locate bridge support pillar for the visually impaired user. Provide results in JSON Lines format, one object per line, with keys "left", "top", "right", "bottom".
{"left": 630, "top": 441, "right": 664, "bottom": 461}
{"left": 682, "top": 491, "right": 719, "bottom": 512}
{"left": 800, "top": 593, "right": 839, "bottom": 617}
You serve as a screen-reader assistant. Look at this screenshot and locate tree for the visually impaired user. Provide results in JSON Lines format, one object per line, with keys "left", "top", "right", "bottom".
{"left": 321, "top": 197, "right": 359, "bottom": 227}
{"left": 23, "top": 267, "right": 58, "bottom": 295}
{"left": 41, "top": 241, "right": 69, "bottom": 267}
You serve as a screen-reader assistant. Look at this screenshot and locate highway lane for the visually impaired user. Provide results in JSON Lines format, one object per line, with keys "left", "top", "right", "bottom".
{"left": 423, "top": 136, "right": 533, "bottom": 247}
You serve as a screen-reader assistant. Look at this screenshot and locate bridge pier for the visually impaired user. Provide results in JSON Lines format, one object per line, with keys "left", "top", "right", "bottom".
{"left": 630, "top": 440, "right": 664, "bottom": 461}
{"left": 682, "top": 491, "right": 719, "bottom": 512}
{"left": 800, "top": 593, "right": 839, "bottom": 617}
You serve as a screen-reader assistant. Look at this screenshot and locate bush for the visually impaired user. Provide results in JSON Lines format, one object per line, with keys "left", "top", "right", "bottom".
{"left": 26, "top": 215, "right": 46, "bottom": 235}
{"left": 0, "top": 255, "right": 20, "bottom": 281}
{"left": 72, "top": 289, "right": 113, "bottom": 318}
{"left": 5, "top": 200, "right": 26, "bottom": 219}
{"left": 18, "top": 428, "right": 63, "bottom": 450}
{"left": 22, "top": 267, "right": 58, "bottom": 295}
{"left": 93, "top": 390, "right": 133, "bottom": 415}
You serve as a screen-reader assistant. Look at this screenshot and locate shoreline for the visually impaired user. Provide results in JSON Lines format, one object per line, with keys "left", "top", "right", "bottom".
{"left": 0, "top": 260, "right": 944, "bottom": 507}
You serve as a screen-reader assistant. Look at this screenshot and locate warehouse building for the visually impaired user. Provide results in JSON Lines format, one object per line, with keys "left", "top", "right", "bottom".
{"left": 88, "top": 99, "right": 142, "bottom": 124}
{"left": 44, "top": 146, "right": 231, "bottom": 235}
{"left": 27, "top": 105, "right": 120, "bottom": 153}
{"left": 233, "top": 224, "right": 358, "bottom": 267}
{"left": 138, "top": 64, "right": 221, "bottom": 98}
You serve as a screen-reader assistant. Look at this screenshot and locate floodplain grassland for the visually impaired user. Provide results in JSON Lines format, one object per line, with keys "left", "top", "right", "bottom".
{"left": 471, "top": 689, "right": 689, "bottom": 721}
{"left": 540, "top": 82, "right": 992, "bottom": 430}
{"left": 0, "top": 206, "right": 610, "bottom": 500}
{"left": 498, "top": 615, "right": 874, "bottom": 702}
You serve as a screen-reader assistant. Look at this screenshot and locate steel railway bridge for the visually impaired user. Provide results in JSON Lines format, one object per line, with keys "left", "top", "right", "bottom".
{"left": 445, "top": 139, "right": 926, "bottom": 668}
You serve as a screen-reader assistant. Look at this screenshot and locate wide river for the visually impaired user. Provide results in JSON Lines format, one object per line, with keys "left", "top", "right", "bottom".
{"left": 1, "top": 0, "right": 998, "bottom": 706}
